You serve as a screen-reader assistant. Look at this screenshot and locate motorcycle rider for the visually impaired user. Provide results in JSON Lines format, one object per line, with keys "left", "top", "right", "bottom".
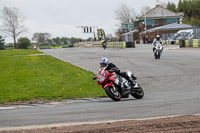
{"left": 152, "top": 35, "right": 163, "bottom": 53}
{"left": 101, "top": 40, "right": 107, "bottom": 49}
{"left": 100, "top": 57, "right": 135, "bottom": 89}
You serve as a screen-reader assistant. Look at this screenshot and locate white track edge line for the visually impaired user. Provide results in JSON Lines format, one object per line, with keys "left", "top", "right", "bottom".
{"left": 0, "top": 114, "right": 200, "bottom": 131}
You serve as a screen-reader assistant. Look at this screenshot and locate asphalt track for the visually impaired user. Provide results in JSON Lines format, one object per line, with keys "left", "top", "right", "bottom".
{"left": 0, "top": 45, "right": 200, "bottom": 130}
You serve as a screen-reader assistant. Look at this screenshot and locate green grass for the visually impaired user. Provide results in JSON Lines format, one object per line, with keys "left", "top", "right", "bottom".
{"left": 0, "top": 49, "right": 105, "bottom": 103}
{"left": 39, "top": 44, "right": 72, "bottom": 49}
{"left": 0, "top": 49, "right": 42, "bottom": 56}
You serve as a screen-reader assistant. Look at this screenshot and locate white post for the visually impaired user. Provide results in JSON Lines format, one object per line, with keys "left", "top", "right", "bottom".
{"left": 145, "top": 13, "right": 147, "bottom": 31}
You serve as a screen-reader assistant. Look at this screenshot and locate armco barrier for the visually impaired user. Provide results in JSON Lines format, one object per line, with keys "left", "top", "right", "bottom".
{"left": 193, "top": 39, "right": 199, "bottom": 48}
{"left": 107, "top": 41, "right": 136, "bottom": 48}
{"left": 126, "top": 41, "right": 136, "bottom": 48}
{"left": 107, "top": 42, "right": 126, "bottom": 48}
{"left": 179, "top": 39, "right": 200, "bottom": 48}
{"left": 73, "top": 43, "right": 79, "bottom": 47}
{"left": 163, "top": 40, "right": 179, "bottom": 45}
{"left": 176, "top": 40, "right": 180, "bottom": 45}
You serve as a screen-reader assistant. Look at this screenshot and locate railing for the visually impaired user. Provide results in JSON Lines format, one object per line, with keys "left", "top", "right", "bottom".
{"left": 107, "top": 41, "right": 136, "bottom": 48}
{"left": 163, "top": 40, "right": 200, "bottom": 48}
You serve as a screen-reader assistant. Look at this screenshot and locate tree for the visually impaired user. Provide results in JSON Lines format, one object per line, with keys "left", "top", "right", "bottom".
{"left": 69, "top": 37, "right": 81, "bottom": 44}
{"left": 139, "top": 6, "right": 151, "bottom": 17}
{"left": 60, "top": 37, "right": 69, "bottom": 44}
{"left": 178, "top": 0, "right": 183, "bottom": 12}
{"left": 52, "top": 37, "right": 60, "bottom": 45}
{"left": 175, "top": 0, "right": 200, "bottom": 25}
{"left": 0, "top": 7, "right": 27, "bottom": 49}
{"left": 0, "top": 35, "right": 5, "bottom": 50}
{"left": 32, "top": 33, "right": 51, "bottom": 44}
{"left": 114, "top": 3, "right": 136, "bottom": 24}
{"left": 156, "top": 0, "right": 167, "bottom": 8}
{"left": 167, "top": 2, "right": 177, "bottom": 12}
{"left": 17, "top": 37, "right": 30, "bottom": 49}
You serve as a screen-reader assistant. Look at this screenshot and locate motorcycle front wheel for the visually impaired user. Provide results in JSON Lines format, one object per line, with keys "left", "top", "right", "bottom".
{"left": 105, "top": 86, "right": 121, "bottom": 101}
{"left": 131, "top": 84, "right": 144, "bottom": 99}
{"left": 155, "top": 51, "right": 158, "bottom": 59}
{"left": 158, "top": 51, "right": 161, "bottom": 59}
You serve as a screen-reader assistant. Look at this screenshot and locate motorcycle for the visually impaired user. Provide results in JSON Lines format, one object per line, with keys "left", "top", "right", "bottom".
{"left": 153, "top": 43, "right": 163, "bottom": 59}
{"left": 102, "top": 42, "right": 106, "bottom": 49}
{"left": 93, "top": 67, "right": 144, "bottom": 101}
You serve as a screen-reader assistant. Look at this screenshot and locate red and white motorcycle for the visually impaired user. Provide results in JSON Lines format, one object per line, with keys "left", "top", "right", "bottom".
{"left": 93, "top": 67, "right": 144, "bottom": 101}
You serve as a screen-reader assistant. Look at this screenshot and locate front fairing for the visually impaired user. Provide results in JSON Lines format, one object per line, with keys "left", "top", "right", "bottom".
{"left": 97, "top": 67, "right": 118, "bottom": 85}
{"left": 155, "top": 43, "right": 163, "bottom": 50}
{"left": 97, "top": 67, "right": 109, "bottom": 85}
{"left": 98, "top": 72, "right": 108, "bottom": 84}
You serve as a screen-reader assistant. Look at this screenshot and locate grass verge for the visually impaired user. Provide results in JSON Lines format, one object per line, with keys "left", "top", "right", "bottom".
{"left": 0, "top": 49, "right": 105, "bottom": 103}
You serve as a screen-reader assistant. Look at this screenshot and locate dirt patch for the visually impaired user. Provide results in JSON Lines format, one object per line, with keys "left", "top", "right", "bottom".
{"left": 0, "top": 99, "right": 70, "bottom": 107}
{"left": 1, "top": 115, "right": 200, "bottom": 133}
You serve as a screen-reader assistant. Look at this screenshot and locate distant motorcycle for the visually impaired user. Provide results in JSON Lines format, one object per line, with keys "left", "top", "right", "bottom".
{"left": 93, "top": 67, "right": 144, "bottom": 101}
{"left": 153, "top": 43, "right": 163, "bottom": 59}
{"left": 102, "top": 42, "right": 106, "bottom": 49}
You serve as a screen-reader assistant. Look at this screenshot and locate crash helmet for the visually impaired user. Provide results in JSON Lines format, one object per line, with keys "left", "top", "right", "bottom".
{"left": 100, "top": 57, "right": 109, "bottom": 67}
{"left": 101, "top": 40, "right": 106, "bottom": 44}
{"left": 156, "top": 35, "right": 160, "bottom": 41}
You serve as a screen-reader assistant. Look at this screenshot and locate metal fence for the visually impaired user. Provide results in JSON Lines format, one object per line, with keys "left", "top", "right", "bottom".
{"left": 107, "top": 41, "right": 136, "bottom": 48}
{"left": 179, "top": 39, "right": 200, "bottom": 48}
{"left": 193, "top": 26, "right": 200, "bottom": 39}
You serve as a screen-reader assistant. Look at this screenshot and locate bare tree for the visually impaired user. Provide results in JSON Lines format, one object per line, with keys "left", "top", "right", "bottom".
{"left": 156, "top": 0, "right": 167, "bottom": 8}
{"left": 0, "top": 7, "right": 27, "bottom": 48}
{"left": 139, "top": 6, "right": 151, "bottom": 17}
{"left": 114, "top": 3, "right": 136, "bottom": 24}
{"left": 32, "top": 33, "right": 51, "bottom": 44}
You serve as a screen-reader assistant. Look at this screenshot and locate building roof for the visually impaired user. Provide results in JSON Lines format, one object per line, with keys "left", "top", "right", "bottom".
{"left": 139, "top": 5, "right": 183, "bottom": 20}
{"left": 140, "top": 23, "right": 192, "bottom": 34}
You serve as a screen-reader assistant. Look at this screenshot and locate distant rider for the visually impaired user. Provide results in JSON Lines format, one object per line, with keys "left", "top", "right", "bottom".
{"left": 101, "top": 40, "right": 107, "bottom": 49}
{"left": 152, "top": 35, "right": 163, "bottom": 52}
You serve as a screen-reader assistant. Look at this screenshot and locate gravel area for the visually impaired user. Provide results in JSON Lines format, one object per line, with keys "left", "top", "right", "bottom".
{"left": 1, "top": 115, "right": 200, "bottom": 133}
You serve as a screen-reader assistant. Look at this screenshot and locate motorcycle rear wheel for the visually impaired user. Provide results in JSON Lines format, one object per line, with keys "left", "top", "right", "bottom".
{"left": 131, "top": 84, "right": 144, "bottom": 99}
{"left": 105, "top": 86, "right": 121, "bottom": 101}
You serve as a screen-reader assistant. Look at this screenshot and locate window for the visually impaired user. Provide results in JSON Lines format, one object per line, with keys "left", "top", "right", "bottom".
{"left": 167, "top": 18, "right": 177, "bottom": 24}
{"left": 146, "top": 19, "right": 154, "bottom": 26}
{"left": 146, "top": 19, "right": 158, "bottom": 26}
{"left": 164, "top": 18, "right": 178, "bottom": 24}
{"left": 164, "top": 19, "right": 167, "bottom": 25}
{"left": 155, "top": 20, "right": 158, "bottom": 25}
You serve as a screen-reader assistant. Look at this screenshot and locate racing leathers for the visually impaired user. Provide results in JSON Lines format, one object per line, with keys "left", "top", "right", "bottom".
{"left": 152, "top": 38, "right": 163, "bottom": 52}
{"left": 103, "top": 63, "right": 135, "bottom": 87}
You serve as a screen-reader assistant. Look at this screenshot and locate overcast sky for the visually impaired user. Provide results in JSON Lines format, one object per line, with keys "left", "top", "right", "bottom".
{"left": 0, "top": 0, "right": 179, "bottom": 43}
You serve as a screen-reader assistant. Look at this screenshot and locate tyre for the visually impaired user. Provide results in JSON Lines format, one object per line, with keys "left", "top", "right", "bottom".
{"left": 131, "top": 84, "right": 144, "bottom": 99}
{"left": 158, "top": 51, "right": 160, "bottom": 59}
{"left": 155, "top": 54, "right": 157, "bottom": 59}
{"left": 105, "top": 86, "right": 121, "bottom": 101}
{"left": 155, "top": 51, "right": 158, "bottom": 59}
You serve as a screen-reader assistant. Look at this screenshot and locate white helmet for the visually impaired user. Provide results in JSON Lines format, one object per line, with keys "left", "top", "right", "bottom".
{"left": 156, "top": 35, "right": 160, "bottom": 40}
{"left": 100, "top": 57, "right": 109, "bottom": 67}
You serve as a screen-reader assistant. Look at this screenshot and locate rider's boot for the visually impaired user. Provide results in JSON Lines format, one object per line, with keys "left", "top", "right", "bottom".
{"left": 121, "top": 82, "right": 131, "bottom": 98}
{"left": 122, "top": 81, "right": 131, "bottom": 92}
{"left": 133, "top": 83, "right": 139, "bottom": 88}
